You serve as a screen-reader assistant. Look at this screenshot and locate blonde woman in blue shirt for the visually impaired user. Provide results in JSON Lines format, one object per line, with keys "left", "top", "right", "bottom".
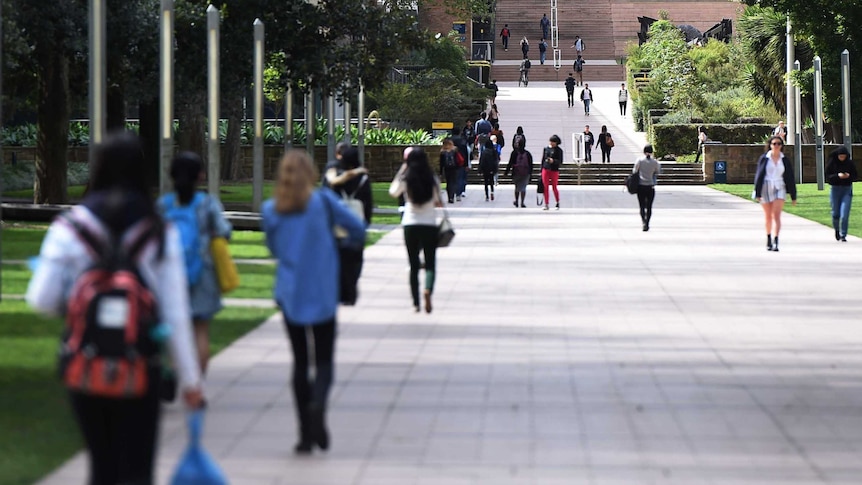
{"left": 262, "top": 149, "right": 365, "bottom": 454}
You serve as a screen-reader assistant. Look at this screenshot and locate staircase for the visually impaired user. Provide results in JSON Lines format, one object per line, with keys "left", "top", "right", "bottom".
{"left": 492, "top": 0, "right": 624, "bottom": 82}
{"left": 467, "top": 162, "right": 704, "bottom": 185}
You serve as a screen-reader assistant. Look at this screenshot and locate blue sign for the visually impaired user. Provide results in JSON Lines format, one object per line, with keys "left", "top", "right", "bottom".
{"left": 714, "top": 161, "right": 726, "bottom": 171}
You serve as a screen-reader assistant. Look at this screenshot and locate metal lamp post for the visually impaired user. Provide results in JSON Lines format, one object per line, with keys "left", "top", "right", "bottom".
{"left": 358, "top": 82, "right": 365, "bottom": 165}
{"left": 207, "top": 5, "right": 220, "bottom": 197}
{"left": 284, "top": 86, "right": 293, "bottom": 152}
{"left": 89, "top": 0, "right": 106, "bottom": 168}
{"left": 252, "top": 18, "right": 264, "bottom": 212}
{"left": 159, "top": 0, "right": 175, "bottom": 195}
{"left": 785, "top": 16, "right": 795, "bottom": 144}
{"left": 793, "top": 60, "right": 802, "bottom": 182}
{"left": 841, "top": 50, "right": 851, "bottom": 153}
{"left": 814, "top": 56, "right": 824, "bottom": 190}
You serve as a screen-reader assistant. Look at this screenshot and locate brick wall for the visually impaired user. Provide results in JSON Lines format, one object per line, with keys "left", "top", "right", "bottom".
{"left": 418, "top": 4, "right": 472, "bottom": 53}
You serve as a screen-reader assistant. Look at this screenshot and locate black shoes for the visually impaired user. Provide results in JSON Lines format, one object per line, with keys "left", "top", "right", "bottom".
{"left": 835, "top": 229, "right": 841, "bottom": 241}
{"left": 841, "top": 236, "right": 847, "bottom": 242}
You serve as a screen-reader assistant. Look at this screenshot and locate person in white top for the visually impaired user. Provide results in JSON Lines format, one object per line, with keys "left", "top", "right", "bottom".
{"left": 571, "top": 35, "right": 585, "bottom": 55}
{"left": 26, "top": 131, "right": 203, "bottom": 484}
{"left": 618, "top": 83, "right": 629, "bottom": 117}
{"left": 772, "top": 120, "right": 788, "bottom": 142}
{"left": 753, "top": 135, "right": 798, "bottom": 251}
{"left": 389, "top": 147, "right": 443, "bottom": 313}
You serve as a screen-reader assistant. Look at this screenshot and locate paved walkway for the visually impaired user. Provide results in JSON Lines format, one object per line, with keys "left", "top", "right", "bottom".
{"left": 38, "top": 85, "right": 862, "bottom": 485}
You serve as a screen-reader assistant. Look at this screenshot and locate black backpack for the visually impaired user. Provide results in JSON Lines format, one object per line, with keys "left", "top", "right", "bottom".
{"left": 60, "top": 211, "right": 162, "bottom": 398}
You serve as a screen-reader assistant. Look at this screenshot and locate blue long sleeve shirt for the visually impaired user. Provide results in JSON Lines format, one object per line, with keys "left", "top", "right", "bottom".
{"left": 261, "top": 189, "right": 365, "bottom": 325}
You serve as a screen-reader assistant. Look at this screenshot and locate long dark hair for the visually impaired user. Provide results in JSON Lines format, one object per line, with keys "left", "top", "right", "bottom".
{"left": 170, "top": 151, "right": 203, "bottom": 205}
{"left": 404, "top": 147, "right": 434, "bottom": 204}
{"left": 88, "top": 130, "right": 164, "bottom": 253}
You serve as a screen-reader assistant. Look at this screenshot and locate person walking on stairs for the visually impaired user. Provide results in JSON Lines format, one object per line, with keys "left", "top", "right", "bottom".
{"left": 506, "top": 134, "right": 533, "bottom": 208}
{"left": 541, "top": 14, "right": 550, "bottom": 41}
{"left": 573, "top": 55, "right": 585, "bottom": 86}
{"left": 500, "top": 24, "right": 511, "bottom": 51}
{"left": 583, "top": 125, "right": 595, "bottom": 163}
{"left": 520, "top": 36, "right": 530, "bottom": 59}
{"left": 538, "top": 38, "right": 548, "bottom": 65}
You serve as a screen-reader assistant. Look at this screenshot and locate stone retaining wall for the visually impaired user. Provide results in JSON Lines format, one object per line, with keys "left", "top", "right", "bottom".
{"left": 703, "top": 144, "right": 862, "bottom": 184}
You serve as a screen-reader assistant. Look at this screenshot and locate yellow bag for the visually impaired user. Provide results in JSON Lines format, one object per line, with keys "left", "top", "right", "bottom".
{"left": 210, "top": 237, "right": 239, "bottom": 294}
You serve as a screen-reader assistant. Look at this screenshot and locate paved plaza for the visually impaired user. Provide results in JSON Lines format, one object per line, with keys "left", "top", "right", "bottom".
{"left": 38, "top": 84, "right": 862, "bottom": 485}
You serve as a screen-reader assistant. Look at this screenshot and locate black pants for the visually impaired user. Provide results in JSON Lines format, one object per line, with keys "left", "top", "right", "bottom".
{"left": 69, "top": 369, "right": 162, "bottom": 485}
{"left": 601, "top": 146, "right": 611, "bottom": 163}
{"left": 483, "top": 172, "right": 495, "bottom": 198}
{"left": 444, "top": 168, "right": 459, "bottom": 202}
{"left": 584, "top": 146, "right": 592, "bottom": 162}
{"left": 284, "top": 316, "right": 336, "bottom": 438}
{"left": 567, "top": 90, "right": 574, "bottom": 107}
{"left": 403, "top": 225, "right": 438, "bottom": 307}
{"left": 637, "top": 185, "right": 656, "bottom": 225}
{"left": 619, "top": 101, "right": 627, "bottom": 116}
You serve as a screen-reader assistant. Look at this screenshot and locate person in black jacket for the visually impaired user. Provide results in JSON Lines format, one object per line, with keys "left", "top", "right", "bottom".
{"left": 826, "top": 145, "right": 857, "bottom": 242}
{"left": 326, "top": 147, "right": 372, "bottom": 304}
{"left": 541, "top": 135, "right": 563, "bottom": 210}
{"left": 753, "top": 136, "right": 797, "bottom": 252}
{"left": 479, "top": 138, "right": 499, "bottom": 201}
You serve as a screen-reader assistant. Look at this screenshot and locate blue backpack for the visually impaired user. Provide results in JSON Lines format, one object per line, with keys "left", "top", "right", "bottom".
{"left": 161, "top": 192, "right": 205, "bottom": 286}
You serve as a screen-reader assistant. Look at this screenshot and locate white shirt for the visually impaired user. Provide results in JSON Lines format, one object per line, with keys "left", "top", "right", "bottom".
{"left": 389, "top": 175, "right": 440, "bottom": 227}
{"left": 575, "top": 39, "right": 584, "bottom": 51}
{"left": 765, "top": 154, "right": 785, "bottom": 184}
{"left": 26, "top": 206, "right": 202, "bottom": 390}
{"left": 618, "top": 89, "right": 628, "bottom": 102}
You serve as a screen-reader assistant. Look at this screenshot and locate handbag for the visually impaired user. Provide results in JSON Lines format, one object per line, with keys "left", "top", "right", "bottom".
{"left": 170, "top": 411, "right": 228, "bottom": 485}
{"left": 210, "top": 237, "right": 239, "bottom": 294}
{"left": 626, "top": 171, "right": 640, "bottom": 194}
{"left": 437, "top": 206, "right": 456, "bottom": 248}
{"left": 334, "top": 175, "right": 367, "bottom": 239}
{"left": 605, "top": 133, "right": 615, "bottom": 148}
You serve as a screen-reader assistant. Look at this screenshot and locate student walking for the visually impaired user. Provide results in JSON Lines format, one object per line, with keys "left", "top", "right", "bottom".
{"left": 565, "top": 73, "right": 576, "bottom": 107}
{"left": 633, "top": 145, "right": 662, "bottom": 231}
{"left": 573, "top": 55, "right": 585, "bottom": 86}
{"left": 520, "top": 36, "right": 530, "bottom": 59}
{"left": 583, "top": 125, "right": 595, "bottom": 163}
{"left": 538, "top": 38, "right": 548, "bottom": 65}
{"left": 572, "top": 35, "right": 585, "bottom": 55}
{"left": 753, "top": 136, "right": 797, "bottom": 251}
{"left": 26, "top": 131, "right": 204, "bottom": 484}
{"left": 618, "top": 83, "right": 629, "bottom": 117}
{"left": 158, "top": 152, "right": 232, "bottom": 375}
{"left": 826, "top": 146, "right": 857, "bottom": 242}
{"left": 440, "top": 138, "right": 462, "bottom": 204}
{"left": 540, "top": 14, "right": 550, "bottom": 41}
{"left": 500, "top": 24, "right": 511, "bottom": 51}
{"left": 541, "top": 134, "right": 563, "bottom": 210}
{"left": 505, "top": 134, "right": 533, "bottom": 208}
{"left": 579, "top": 82, "right": 593, "bottom": 116}
{"left": 479, "top": 137, "right": 499, "bottom": 201}
{"left": 596, "top": 125, "right": 613, "bottom": 163}
{"left": 262, "top": 150, "right": 366, "bottom": 454}
{"left": 389, "top": 147, "right": 443, "bottom": 313}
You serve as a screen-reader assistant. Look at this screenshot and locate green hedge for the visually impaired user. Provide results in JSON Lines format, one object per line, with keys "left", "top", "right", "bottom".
{"left": 651, "top": 124, "right": 774, "bottom": 158}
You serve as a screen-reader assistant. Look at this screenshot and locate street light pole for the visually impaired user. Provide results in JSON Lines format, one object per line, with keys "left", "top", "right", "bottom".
{"left": 89, "top": 0, "right": 106, "bottom": 169}
{"left": 785, "top": 15, "right": 795, "bottom": 145}
{"left": 814, "top": 56, "right": 824, "bottom": 190}
{"left": 207, "top": 5, "right": 220, "bottom": 197}
{"left": 793, "top": 60, "right": 802, "bottom": 182}
{"left": 159, "top": 0, "right": 175, "bottom": 195}
{"left": 252, "top": 18, "right": 264, "bottom": 212}
{"left": 841, "top": 50, "right": 851, "bottom": 153}
{"left": 358, "top": 82, "right": 365, "bottom": 165}
{"left": 285, "top": 86, "right": 293, "bottom": 152}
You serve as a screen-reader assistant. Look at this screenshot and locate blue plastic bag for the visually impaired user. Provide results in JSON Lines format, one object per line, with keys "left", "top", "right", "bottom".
{"left": 170, "top": 410, "right": 229, "bottom": 485}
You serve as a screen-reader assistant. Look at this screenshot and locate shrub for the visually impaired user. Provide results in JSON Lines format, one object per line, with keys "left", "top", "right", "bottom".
{"left": 652, "top": 123, "right": 774, "bottom": 157}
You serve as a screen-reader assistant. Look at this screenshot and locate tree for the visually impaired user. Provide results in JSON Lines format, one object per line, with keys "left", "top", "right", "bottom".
{"left": 743, "top": 0, "right": 862, "bottom": 140}
{"left": 5, "top": 1, "right": 86, "bottom": 203}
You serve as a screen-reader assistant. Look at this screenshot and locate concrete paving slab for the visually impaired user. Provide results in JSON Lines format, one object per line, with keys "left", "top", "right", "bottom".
{"left": 35, "top": 83, "right": 862, "bottom": 485}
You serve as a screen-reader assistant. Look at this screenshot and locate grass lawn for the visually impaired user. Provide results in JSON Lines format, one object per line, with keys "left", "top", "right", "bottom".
{"left": 711, "top": 183, "right": 862, "bottom": 238}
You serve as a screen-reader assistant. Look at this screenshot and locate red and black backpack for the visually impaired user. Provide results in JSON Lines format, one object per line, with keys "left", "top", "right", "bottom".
{"left": 59, "top": 212, "right": 162, "bottom": 398}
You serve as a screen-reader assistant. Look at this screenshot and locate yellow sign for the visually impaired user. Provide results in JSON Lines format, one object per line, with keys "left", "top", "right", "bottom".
{"left": 432, "top": 122, "right": 454, "bottom": 130}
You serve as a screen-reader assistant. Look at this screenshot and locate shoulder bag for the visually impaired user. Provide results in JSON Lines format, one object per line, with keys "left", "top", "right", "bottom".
{"left": 437, "top": 205, "right": 456, "bottom": 248}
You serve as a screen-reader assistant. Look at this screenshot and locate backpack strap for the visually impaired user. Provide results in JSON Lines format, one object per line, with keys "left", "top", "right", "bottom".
{"left": 59, "top": 211, "right": 108, "bottom": 260}
{"left": 344, "top": 174, "right": 369, "bottom": 199}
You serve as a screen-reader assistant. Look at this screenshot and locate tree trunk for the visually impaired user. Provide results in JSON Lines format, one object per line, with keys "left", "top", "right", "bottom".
{"left": 34, "top": 49, "right": 70, "bottom": 204}
{"left": 138, "top": 99, "right": 160, "bottom": 189}
{"left": 176, "top": 91, "right": 207, "bottom": 156}
{"left": 222, "top": 100, "right": 243, "bottom": 181}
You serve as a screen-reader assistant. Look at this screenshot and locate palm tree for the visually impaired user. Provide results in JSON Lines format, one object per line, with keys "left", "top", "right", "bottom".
{"left": 738, "top": 5, "right": 814, "bottom": 137}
